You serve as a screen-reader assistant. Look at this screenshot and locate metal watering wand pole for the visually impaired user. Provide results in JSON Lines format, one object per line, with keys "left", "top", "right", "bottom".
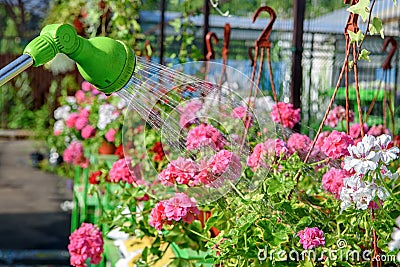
{"left": 0, "top": 24, "right": 136, "bottom": 95}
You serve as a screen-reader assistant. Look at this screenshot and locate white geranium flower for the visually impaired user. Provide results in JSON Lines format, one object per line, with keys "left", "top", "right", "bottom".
{"left": 376, "top": 186, "right": 390, "bottom": 201}
{"left": 343, "top": 174, "right": 364, "bottom": 190}
{"left": 352, "top": 187, "right": 374, "bottom": 210}
{"left": 340, "top": 187, "right": 354, "bottom": 211}
{"left": 375, "top": 134, "right": 399, "bottom": 164}
{"left": 367, "top": 183, "right": 389, "bottom": 201}
{"left": 54, "top": 105, "right": 71, "bottom": 120}
{"left": 97, "top": 104, "right": 119, "bottom": 130}
{"left": 375, "top": 134, "right": 392, "bottom": 148}
{"left": 379, "top": 166, "right": 399, "bottom": 180}
{"left": 344, "top": 136, "right": 379, "bottom": 174}
{"left": 53, "top": 120, "right": 64, "bottom": 133}
{"left": 65, "top": 96, "right": 76, "bottom": 105}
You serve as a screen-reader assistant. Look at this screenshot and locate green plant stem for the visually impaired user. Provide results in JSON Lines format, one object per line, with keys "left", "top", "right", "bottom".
{"left": 228, "top": 181, "right": 257, "bottom": 212}
{"left": 308, "top": 158, "right": 329, "bottom": 166}
{"left": 184, "top": 226, "right": 215, "bottom": 243}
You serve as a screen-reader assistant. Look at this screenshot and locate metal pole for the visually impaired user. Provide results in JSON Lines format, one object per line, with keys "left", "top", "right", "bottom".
{"left": 159, "top": 0, "right": 166, "bottom": 65}
{"left": 290, "top": 0, "right": 306, "bottom": 112}
{"left": 307, "top": 33, "right": 314, "bottom": 134}
{"left": 203, "top": 0, "right": 210, "bottom": 60}
{"left": 0, "top": 54, "right": 33, "bottom": 87}
{"left": 395, "top": 40, "right": 399, "bottom": 110}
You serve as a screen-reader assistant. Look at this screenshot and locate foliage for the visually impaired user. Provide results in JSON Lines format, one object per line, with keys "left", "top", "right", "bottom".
{"left": 0, "top": 71, "right": 35, "bottom": 129}
{"left": 164, "top": 0, "right": 203, "bottom": 63}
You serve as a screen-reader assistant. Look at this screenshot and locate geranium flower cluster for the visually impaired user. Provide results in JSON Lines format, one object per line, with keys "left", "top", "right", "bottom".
{"left": 149, "top": 193, "right": 200, "bottom": 230}
{"left": 109, "top": 158, "right": 137, "bottom": 184}
{"left": 178, "top": 99, "right": 202, "bottom": 128}
{"left": 247, "top": 138, "right": 288, "bottom": 169}
{"left": 297, "top": 227, "right": 325, "bottom": 250}
{"left": 231, "top": 106, "right": 253, "bottom": 129}
{"left": 158, "top": 150, "right": 241, "bottom": 186}
{"left": 325, "top": 105, "right": 354, "bottom": 128}
{"left": 150, "top": 141, "right": 165, "bottom": 162}
{"left": 270, "top": 102, "right": 301, "bottom": 129}
{"left": 63, "top": 141, "right": 88, "bottom": 168}
{"left": 53, "top": 81, "right": 126, "bottom": 167}
{"left": 340, "top": 134, "right": 399, "bottom": 211}
{"left": 320, "top": 130, "right": 354, "bottom": 159}
{"left": 97, "top": 104, "right": 119, "bottom": 130}
{"left": 322, "top": 168, "right": 349, "bottom": 199}
{"left": 350, "top": 123, "right": 390, "bottom": 140}
{"left": 68, "top": 223, "right": 104, "bottom": 267}
{"left": 186, "top": 124, "right": 228, "bottom": 151}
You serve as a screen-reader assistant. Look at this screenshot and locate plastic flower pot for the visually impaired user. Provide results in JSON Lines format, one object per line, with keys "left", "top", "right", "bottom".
{"left": 98, "top": 141, "right": 116, "bottom": 155}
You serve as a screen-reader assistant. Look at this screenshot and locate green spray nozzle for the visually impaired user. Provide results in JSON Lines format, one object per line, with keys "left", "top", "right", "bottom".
{"left": 23, "top": 24, "right": 135, "bottom": 94}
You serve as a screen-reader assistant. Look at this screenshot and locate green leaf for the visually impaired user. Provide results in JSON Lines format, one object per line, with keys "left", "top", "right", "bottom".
{"left": 256, "top": 219, "right": 289, "bottom": 247}
{"left": 169, "top": 18, "right": 182, "bottom": 32}
{"left": 348, "top": 30, "right": 364, "bottom": 45}
{"left": 296, "top": 216, "right": 312, "bottom": 229}
{"left": 348, "top": 60, "right": 354, "bottom": 69}
{"left": 347, "top": 0, "right": 371, "bottom": 22}
{"left": 267, "top": 178, "right": 284, "bottom": 195}
{"left": 369, "top": 17, "right": 384, "bottom": 38}
{"left": 358, "top": 49, "right": 371, "bottom": 61}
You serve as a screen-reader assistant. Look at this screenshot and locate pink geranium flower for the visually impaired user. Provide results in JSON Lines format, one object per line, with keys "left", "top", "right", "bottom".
{"left": 207, "top": 149, "right": 241, "bottom": 175}
{"left": 270, "top": 102, "right": 301, "bottom": 129}
{"left": 321, "top": 130, "right": 354, "bottom": 159}
{"left": 81, "top": 125, "right": 96, "bottom": 139}
{"left": 109, "top": 158, "right": 136, "bottom": 184}
{"left": 297, "top": 227, "right": 325, "bottom": 250}
{"left": 178, "top": 100, "right": 202, "bottom": 128}
{"left": 232, "top": 106, "right": 247, "bottom": 119}
{"left": 350, "top": 123, "right": 369, "bottom": 139}
{"left": 81, "top": 81, "right": 94, "bottom": 92}
{"left": 105, "top": 129, "right": 117, "bottom": 142}
{"left": 158, "top": 157, "right": 199, "bottom": 186}
{"left": 232, "top": 106, "right": 253, "bottom": 129}
{"left": 68, "top": 223, "right": 104, "bottom": 267}
{"left": 367, "top": 124, "right": 390, "bottom": 137}
{"left": 74, "top": 116, "right": 88, "bottom": 131}
{"left": 163, "top": 193, "right": 200, "bottom": 223}
{"left": 186, "top": 124, "right": 227, "bottom": 151}
{"left": 325, "top": 106, "right": 354, "bottom": 128}
{"left": 75, "top": 90, "right": 86, "bottom": 104}
{"left": 149, "top": 202, "right": 167, "bottom": 230}
{"left": 247, "top": 139, "right": 288, "bottom": 169}
{"left": 322, "top": 168, "right": 349, "bottom": 199}
{"left": 287, "top": 133, "right": 311, "bottom": 155}
{"left": 149, "top": 193, "right": 200, "bottom": 230}
{"left": 66, "top": 113, "right": 79, "bottom": 128}
{"left": 247, "top": 143, "right": 263, "bottom": 168}
{"left": 63, "top": 141, "right": 88, "bottom": 168}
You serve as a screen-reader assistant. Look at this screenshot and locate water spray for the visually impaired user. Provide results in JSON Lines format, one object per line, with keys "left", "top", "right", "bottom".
{"left": 0, "top": 23, "right": 304, "bottom": 204}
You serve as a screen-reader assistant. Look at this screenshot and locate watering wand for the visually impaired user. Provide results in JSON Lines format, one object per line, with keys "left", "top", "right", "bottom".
{"left": 0, "top": 24, "right": 135, "bottom": 94}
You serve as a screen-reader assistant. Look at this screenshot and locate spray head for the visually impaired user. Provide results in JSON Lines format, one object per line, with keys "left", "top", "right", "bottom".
{"left": 23, "top": 24, "right": 135, "bottom": 94}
